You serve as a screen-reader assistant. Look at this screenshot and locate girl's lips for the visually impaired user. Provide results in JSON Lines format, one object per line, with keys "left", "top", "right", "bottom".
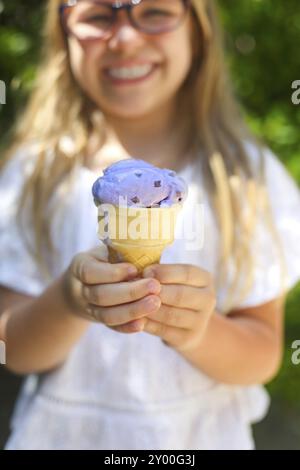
{"left": 103, "top": 64, "right": 159, "bottom": 86}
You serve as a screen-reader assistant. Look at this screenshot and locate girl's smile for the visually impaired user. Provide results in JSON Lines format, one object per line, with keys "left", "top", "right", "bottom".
{"left": 102, "top": 60, "right": 160, "bottom": 86}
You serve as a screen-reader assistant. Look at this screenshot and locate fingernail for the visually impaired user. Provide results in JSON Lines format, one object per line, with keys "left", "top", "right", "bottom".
{"left": 143, "top": 267, "right": 155, "bottom": 278}
{"left": 127, "top": 265, "right": 138, "bottom": 276}
{"left": 147, "top": 280, "right": 160, "bottom": 293}
{"left": 131, "top": 320, "right": 143, "bottom": 332}
{"left": 145, "top": 296, "right": 160, "bottom": 311}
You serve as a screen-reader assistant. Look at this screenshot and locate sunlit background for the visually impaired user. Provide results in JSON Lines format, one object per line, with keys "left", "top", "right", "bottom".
{"left": 0, "top": 0, "right": 300, "bottom": 449}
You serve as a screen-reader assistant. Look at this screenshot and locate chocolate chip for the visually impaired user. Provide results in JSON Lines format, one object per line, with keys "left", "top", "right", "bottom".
{"left": 168, "top": 171, "right": 176, "bottom": 177}
{"left": 131, "top": 196, "right": 140, "bottom": 204}
{"left": 154, "top": 180, "right": 161, "bottom": 187}
{"left": 135, "top": 172, "right": 142, "bottom": 177}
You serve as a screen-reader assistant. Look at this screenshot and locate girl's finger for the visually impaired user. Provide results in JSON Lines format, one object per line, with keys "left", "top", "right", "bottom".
{"left": 88, "top": 245, "right": 109, "bottom": 262}
{"left": 72, "top": 253, "right": 138, "bottom": 285}
{"left": 108, "top": 318, "right": 148, "bottom": 334}
{"left": 143, "top": 319, "right": 191, "bottom": 349}
{"left": 159, "top": 284, "right": 212, "bottom": 311}
{"left": 146, "top": 304, "right": 198, "bottom": 329}
{"left": 83, "top": 278, "right": 161, "bottom": 307}
{"left": 143, "top": 264, "right": 212, "bottom": 287}
{"left": 86, "top": 294, "right": 161, "bottom": 326}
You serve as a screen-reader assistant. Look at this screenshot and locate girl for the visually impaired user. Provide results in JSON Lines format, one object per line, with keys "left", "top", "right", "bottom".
{"left": 1, "top": 0, "right": 300, "bottom": 450}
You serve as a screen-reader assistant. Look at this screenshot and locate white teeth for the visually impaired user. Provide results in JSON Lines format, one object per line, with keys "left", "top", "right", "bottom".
{"left": 107, "top": 65, "right": 154, "bottom": 80}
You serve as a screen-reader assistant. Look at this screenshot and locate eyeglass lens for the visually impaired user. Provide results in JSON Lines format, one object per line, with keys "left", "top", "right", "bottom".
{"left": 63, "top": 0, "right": 186, "bottom": 40}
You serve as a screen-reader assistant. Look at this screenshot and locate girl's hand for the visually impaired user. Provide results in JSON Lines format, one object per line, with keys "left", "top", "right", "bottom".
{"left": 142, "top": 264, "right": 216, "bottom": 353}
{"left": 63, "top": 246, "right": 161, "bottom": 334}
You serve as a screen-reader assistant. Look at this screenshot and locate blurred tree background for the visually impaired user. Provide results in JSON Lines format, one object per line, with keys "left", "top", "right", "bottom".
{"left": 0, "top": 0, "right": 300, "bottom": 449}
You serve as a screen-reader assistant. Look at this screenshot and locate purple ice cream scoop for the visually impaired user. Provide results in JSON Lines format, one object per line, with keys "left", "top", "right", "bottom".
{"left": 92, "top": 159, "right": 188, "bottom": 208}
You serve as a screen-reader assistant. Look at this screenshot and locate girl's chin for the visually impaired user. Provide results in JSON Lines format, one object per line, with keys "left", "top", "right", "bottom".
{"left": 98, "top": 103, "right": 157, "bottom": 120}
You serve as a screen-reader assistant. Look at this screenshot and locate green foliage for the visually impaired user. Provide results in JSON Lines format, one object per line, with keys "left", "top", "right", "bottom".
{"left": 218, "top": 0, "right": 300, "bottom": 407}
{"left": 0, "top": 0, "right": 44, "bottom": 140}
{"left": 219, "top": 0, "right": 300, "bottom": 182}
{"left": 0, "top": 0, "right": 300, "bottom": 408}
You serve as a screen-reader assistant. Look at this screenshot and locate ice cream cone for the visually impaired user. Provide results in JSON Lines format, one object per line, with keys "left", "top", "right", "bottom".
{"left": 97, "top": 204, "right": 182, "bottom": 272}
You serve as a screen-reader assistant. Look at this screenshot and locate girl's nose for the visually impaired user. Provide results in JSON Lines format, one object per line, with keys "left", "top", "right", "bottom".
{"left": 106, "top": 11, "right": 145, "bottom": 51}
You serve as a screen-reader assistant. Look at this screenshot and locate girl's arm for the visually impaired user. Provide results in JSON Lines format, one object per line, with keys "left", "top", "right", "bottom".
{"left": 0, "top": 276, "right": 90, "bottom": 375}
{"left": 179, "top": 296, "right": 285, "bottom": 385}
{"left": 0, "top": 247, "right": 161, "bottom": 375}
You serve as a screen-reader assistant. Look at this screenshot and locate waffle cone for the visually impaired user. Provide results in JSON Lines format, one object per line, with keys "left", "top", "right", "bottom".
{"left": 97, "top": 204, "right": 181, "bottom": 272}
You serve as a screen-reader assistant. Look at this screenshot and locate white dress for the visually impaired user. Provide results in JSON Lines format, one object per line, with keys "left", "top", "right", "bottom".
{"left": 1, "top": 143, "right": 300, "bottom": 450}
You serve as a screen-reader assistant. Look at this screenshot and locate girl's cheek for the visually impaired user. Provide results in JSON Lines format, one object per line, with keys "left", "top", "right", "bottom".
{"left": 69, "top": 40, "right": 104, "bottom": 73}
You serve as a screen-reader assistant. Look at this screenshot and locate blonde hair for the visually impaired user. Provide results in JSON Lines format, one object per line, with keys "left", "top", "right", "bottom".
{"left": 1, "top": 0, "right": 286, "bottom": 312}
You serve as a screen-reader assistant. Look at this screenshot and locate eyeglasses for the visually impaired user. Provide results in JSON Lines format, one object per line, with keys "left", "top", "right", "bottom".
{"left": 59, "top": 0, "right": 191, "bottom": 41}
